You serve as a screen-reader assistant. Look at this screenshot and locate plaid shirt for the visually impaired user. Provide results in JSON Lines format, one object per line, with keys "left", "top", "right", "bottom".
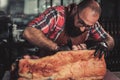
{"left": 28, "top": 6, "right": 107, "bottom": 42}
{"left": 89, "top": 22, "right": 107, "bottom": 41}
{"left": 28, "top": 6, "right": 66, "bottom": 41}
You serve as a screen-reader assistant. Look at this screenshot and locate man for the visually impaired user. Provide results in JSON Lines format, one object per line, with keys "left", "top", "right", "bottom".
{"left": 23, "top": 0, "right": 114, "bottom": 58}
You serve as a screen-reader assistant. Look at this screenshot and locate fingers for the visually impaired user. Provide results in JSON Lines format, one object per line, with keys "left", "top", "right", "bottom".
{"left": 94, "top": 49, "right": 99, "bottom": 57}
{"left": 72, "top": 45, "right": 81, "bottom": 50}
{"left": 94, "top": 49, "right": 104, "bottom": 59}
{"left": 72, "top": 44, "right": 87, "bottom": 50}
{"left": 23, "top": 55, "right": 31, "bottom": 59}
{"left": 99, "top": 50, "right": 104, "bottom": 59}
{"left": 23, "top": 55, "right": 39, "bottom": 59}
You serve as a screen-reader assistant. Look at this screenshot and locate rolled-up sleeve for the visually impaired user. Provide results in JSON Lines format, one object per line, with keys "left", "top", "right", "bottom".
{"left": 28, "top": 7, "right": 58, "bottom": 34}
{"left": 89, "top": 22, "right": 107, "bottom": 41}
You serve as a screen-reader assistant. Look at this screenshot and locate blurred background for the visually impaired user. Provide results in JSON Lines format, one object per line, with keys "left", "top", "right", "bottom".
{"left": 0, "top": 0, "right": 120, "bottom": 79}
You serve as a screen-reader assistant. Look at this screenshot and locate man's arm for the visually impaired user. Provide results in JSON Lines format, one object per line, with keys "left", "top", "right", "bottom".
{"left": 89, "top": 25, "right": 115, "bottom": 59}
{"left": 90, "top": 22, "right": 115, "bottom": 51}
{"left": 23, "top": 27, "right": 58, "bottom": 51}
{"left": 101, "top": 28, "right": 115, "bottom": 51}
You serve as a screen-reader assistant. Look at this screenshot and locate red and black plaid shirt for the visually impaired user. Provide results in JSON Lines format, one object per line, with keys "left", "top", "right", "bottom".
{"left": 28, "top": 6, "right": 65, "bottom": 40}
{"left": 28, "top": 6, "right": 107, "bottom": 42}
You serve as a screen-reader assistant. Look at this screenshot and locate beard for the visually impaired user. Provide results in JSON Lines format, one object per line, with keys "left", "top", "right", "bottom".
{"left": 65, "top": 15, "right": 84, "bottom": 37}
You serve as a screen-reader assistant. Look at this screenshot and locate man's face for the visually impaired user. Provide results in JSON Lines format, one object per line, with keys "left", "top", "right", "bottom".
{"left": 74, "top": 7, "right": 99, "bottom": 31}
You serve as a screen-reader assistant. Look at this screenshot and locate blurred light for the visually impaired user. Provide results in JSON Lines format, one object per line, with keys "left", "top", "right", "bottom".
{"left": 97, "top": 0, "right": 101, "bottom": 3}
{"left": 0, "top": 0, "right": 8, "bottom": 8}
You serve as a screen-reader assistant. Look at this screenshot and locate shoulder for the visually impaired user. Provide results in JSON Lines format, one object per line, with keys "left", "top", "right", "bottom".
{"left": 54, "top": 6, "right": 65, "bottom": 11}
{"left": 42, "top": 6, "right": 65, "bottom": 16}
{"left": 89, "top": 21, "right": 104, "bottom": 32}
{"left": 90, "top": 21, "right": 102, "bottom": 30}
{"left": 53, "top": 6, "right": 66, "bottom": 16}
{"left": 45, "top": 6, "right": 65, "bottom": 12}
{"left": 94, "top": 21, "right": 102, "bottom": 28}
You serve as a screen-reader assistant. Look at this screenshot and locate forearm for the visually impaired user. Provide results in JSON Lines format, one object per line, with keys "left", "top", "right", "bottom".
{"left": 23, "top": 27, "right": 58, "bottom": 50}
{"left": 104, "top": 33, "right": 114, "bottom": 50}
{"left": 96, "top": 24, "right": 115, "bottom": 50}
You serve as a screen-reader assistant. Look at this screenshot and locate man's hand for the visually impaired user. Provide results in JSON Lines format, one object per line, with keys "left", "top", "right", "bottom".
{"left": 94, "top": 42, "right": 108, "bottom": 59}
{"left": 56, "top": 45, "right": 71, "bottom": 51}
{"left": 72, "top": 44, "right": 87, "bottom": 50}
{"left": 56, "top": 39, "right": 72, "bottom": 51}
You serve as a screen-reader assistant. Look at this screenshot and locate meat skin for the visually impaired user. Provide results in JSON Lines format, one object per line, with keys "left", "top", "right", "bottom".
{"left": 17, "top": 50, "right": 106, "bottom": 80}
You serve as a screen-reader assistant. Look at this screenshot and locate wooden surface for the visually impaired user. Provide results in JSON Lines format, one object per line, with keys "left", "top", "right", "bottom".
{"left": 104, "top": 70, "right": 120, "bottom": 80}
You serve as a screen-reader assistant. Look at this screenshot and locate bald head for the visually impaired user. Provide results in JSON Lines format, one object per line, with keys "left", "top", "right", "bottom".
{"left": 76, "top": 0, "right": 101, "bottom": 25}
{"left": 77, "top": 0, "right": 101, "bottom": 16}
{"left": 79, "top": 7, "right": 100, "bottom": 26}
